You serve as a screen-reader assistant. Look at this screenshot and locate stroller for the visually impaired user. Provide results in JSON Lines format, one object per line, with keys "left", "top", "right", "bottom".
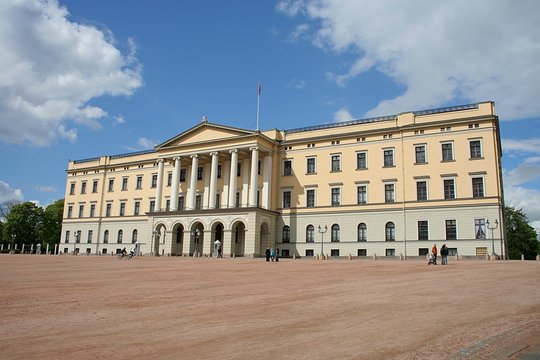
{"left": 428, "top": 253, "right": 437, "bottom": 265}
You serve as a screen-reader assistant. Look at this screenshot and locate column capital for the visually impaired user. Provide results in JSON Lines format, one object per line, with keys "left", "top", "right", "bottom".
{"left": 173, "top": 156, "right": 181, "bottom": 161}
{"left": 229, "top": 149, "right": 238, "bottom": 154}
{"left": 210, "top": 151, "right": 219, "bottom": 157}
{"left": 190, "top": 154, "right": 198, "bottom": 159}
{"left": 157, "top": 159, "right": 164, "bottom": 164}
{"left": 250, "top": 146, "right": 259, "bottom": 151}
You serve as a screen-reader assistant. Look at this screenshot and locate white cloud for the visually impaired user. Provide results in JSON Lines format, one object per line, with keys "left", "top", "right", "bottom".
{"left": 113, "top": 115, "right": 126, "bottom": 125}
{"left": 287, "top": 78, "right": 306, "bottom": 89}
{"left": 278, "top": 0, "right": 540, "bottom": 120}
{"left": 333, "top": 108, "right": 354, "bottom": 122}
{"left": 0, "top": 0, "right": 142, "bottom": 146}
{"left": 505, "top": 185, "right": 540, "bottom": 230}
{"left": 287, "top": 23, "right": 310, "bottom": 42}
{"left": 0, "top": 180, "right": 24, "bottom": 203}
{"left": 34, "top": 185, "right": 57, "bottom": 193}
{"left": 137, "top": 137, "right": 157, "bottom": 150}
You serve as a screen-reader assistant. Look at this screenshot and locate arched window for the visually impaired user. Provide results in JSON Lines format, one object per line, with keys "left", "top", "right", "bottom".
{"left": 132, "top": 229, "right": 138, "bottom": 244}
{"left": 215, "top": 224, "right": 223, "bottom": 243}
{"left": 358, "top": 223, "right": 367, "bottom": 242}
{"left": 331, "top": 224, "right": 340, "bottom": 242}
{"left": 306, "top": 225, "right": 314, "bottom": 243}
{"left": 103, "top": 230, "right": 109, "bottom": 244}
{"left": 385, "top": 222, "right": 395, "bottom": 241}
{"left": 117, "top": 229, "right": 123, "bottom": 243}
{"left": 282, "top": 225, "right": 291, "bottom": 243}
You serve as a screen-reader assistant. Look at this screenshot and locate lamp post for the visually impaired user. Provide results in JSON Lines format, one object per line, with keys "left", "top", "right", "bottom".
{"left": 318, "top": 225, "right": 327, "bottom": 258}
{"left": 73, "top": 230, "right": 80, "bottom": 255}
{"left": 193, "top": 227, "right": 201, "bottom": 255}
{"left": 486, "top": 219, "right": 499, "bottom": 257}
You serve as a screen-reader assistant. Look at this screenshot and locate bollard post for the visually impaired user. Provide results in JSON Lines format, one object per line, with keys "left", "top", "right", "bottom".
{"left": 349, "top": 253, "right": 352, "bottom": 260}
{"left": 536, "top": 254, "right": 540, "bottom": 261}
{"left": 373, "top": 254, "right": 377, "bottom": 260}
{"left": 521, "top": 254, "right": 525, "bottom": 261}
{"left": 293, "top": 253, "right": 296, "bottom": 260}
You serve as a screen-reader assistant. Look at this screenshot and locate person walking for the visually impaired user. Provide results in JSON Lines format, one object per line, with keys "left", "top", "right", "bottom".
{"left": 270, "top": 248, "right": 276, "bottom": 262}
{"left": 431, "top": 244, "right": 438, "bottom": 265}
{"left": 265, "top": 248, "right": 271, "bottom": 262}
{"left": 441, "top": 244, "right": 448, "bottom": 265}
{"left": 275, "top": 247, "right": 279, "bottom": 262}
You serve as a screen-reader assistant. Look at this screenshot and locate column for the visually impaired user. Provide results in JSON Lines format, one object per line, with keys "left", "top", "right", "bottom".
{"left": 242, "top": 158, "right": 249, "bottom": 207}
{"left": 223, "top": 229, "right": 233, "bottom": 257}
{"left": 222, "top": 160, "right": 230, "bottom": 208}
{"left": 249, "top": 147, "right": 259, "bottom": 207}
{"left": 208, "top": 152, "right": 219, "bottom": 209}
{"left": 203, "top": 163, "right": 210, "bottom": 208}
{"left": 155, "top": 159, "right": 164, "bottom": 211}
{"left": 262, "top": 155, "right": 272, "bottom": 209}
{"left": 170, "top": 157, "right": 181, "bottom": 211}
{"left": 228, "top": 150, "right": 238, "bottom": 208}
{"left": 187, "top": 155, "right": 198, "bottom": 210}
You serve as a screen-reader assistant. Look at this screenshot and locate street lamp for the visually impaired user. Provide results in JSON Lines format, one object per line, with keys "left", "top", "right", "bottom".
{"left": 318, "top": 225, "right": 328, "bottom": 258}
{"left": 486, "top": 219, "right": 499, "bottom": 257}
{"left": 73, "top": 230, "right": 80, "bottom": 255}
{"left": 193, "top": 227, "right": 201, "bottom": 255}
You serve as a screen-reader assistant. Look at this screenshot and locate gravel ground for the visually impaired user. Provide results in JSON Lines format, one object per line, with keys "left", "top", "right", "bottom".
{"left": 1, "top": 255, "right": 538, "bottom": 360}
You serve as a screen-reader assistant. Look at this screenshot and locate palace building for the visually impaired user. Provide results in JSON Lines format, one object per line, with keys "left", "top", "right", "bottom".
{"left": 61, "top": 101, "right": 505, "bottom": 258}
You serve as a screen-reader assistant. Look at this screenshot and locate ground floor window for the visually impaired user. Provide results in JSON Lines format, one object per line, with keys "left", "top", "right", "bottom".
{"left": 418, "top": 248, "right": 429, "bottom": 256}
{"left": 305, "top": 249, "right": 314, "bottom": 257}
{"left": 102, "top": 248, "right": 107, "bottom": 254}
{"left": 476, "top": 247, "right": 487, "bottom": 256}
{"left": 357, "top": 249, "right": 367, "bottom": 256}
{"left": 330, "top": 249, "right": 340, "bottom": 257}
{"left": 281, "top": 249, "right": 290, "bottom": 257}
{"left": 448, "top": 248, "right": 458, "bottom": 256}
{"left": 386, "top": 248, "right": 395, "bottom": 256}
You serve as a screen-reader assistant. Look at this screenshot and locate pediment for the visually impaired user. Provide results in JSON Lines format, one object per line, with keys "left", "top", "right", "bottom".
{"left": 156, "top": 122, "right": 256, "bottom": 149}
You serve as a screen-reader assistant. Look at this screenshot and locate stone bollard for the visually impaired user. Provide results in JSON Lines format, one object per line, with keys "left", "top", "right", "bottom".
{"left": 349, "top": 254, "right": 352, "bottom": 260}
{"left": 521, "top": 254, "right": 525, "bottom": 261}
{"left": 399, "top": 253, "right": 403, "bottom": 261}
{"left": 316, "top": 254, "right": 319, "bottom": 260}
{"left": 373, "top": 254, "right": 377, "bottom": 260}
{"left": 537, "top": 254, "right": 540, "bottom": 261}
{"left": 293, "top": 253, "right": 296, "bottom": 260}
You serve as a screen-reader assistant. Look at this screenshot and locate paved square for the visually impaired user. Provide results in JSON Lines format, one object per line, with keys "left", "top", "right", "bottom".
{"left": 1, "top": 256, "right": 538, "bottom": 359}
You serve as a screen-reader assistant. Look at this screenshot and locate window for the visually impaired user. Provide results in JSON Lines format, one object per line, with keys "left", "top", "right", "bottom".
{"left": 237, "top": 162, "right": 242, "bottom": 177}
{"left": 122, "top": 177, "right": 128, "bottom": 191}
{"left": 92, "top": 180, "right": 98, "bottom": 193}
{"left": 132, "top": 230, "right": 138, "bottom": 244}
{"left": 117, "top": 230, "right": 123, "bottom": 244}
{"left": 103, "top": 230, "right": 109, "bottom": 244}
{"left": 178, "top": 196, "right": 185, "bottom": 211}
{"left": 357, "top": 223, "right": 367, "bottom": 242}
{"left": 90, "top": 204, "right": 95, "bottom": 218}
{"left": 306, "top": 157, "right": 316, "bottom": 174}
{"left": 306, "top": 189, "right": 315, "bottom": 207}
{"left": 180, "top": 169, "right": 186, "bottom": 182}
{"left": 358, "top": 249, "right": 367, "bottom": 256}
{"left": 106, "top": 203, "right": 112, "bottom": 217}
{"left": 416, "top": 181, "right": 427, "bottom": 201}
{"left": 472, "top": 177, "right": 484, "bottom": 198}
{"left": 81, "top": 182, "right": 87, "bottom": 194}
{"left": 442, "top": 142, "right": 454, "bottom": 161}
{"left": 383, "top": 149, "right": 394, "bottom": 167}
{"left": 151, "top": 174, "right": 158, "bottom": 188}
{"left": 282, "top": 226, "right": 290, "bottom": 243}
{"left": 149, "top": 200, "right": 155, "bottom": 213}
{"left": 331, "top": 155, "right": 341, "bottom": 171}
{"left": 415, "top": 145, "right": 426, "bottom": 164}
{"left": 385, "top": 222, "right": 395, "bottom": 241}
{"left": 78, "top": 205, "right": 84, "bottom": 218}
{"left": 283, "top": 160, "right": 292, "bottom": 176}
{"left": 216, "top": 193, "right": 221, "bottom": 209}
{"left": 356, "top": 152, "right": 367, "bottom": 169}
{"left": 331, "top": 249, "right": 340, "bottom": 257}
{"left": 470, "top": 140, "right": 482, "bottom": 159}
{"left": 235, "top": 192, "right": 240, "bottom": 208}
{"left": 217, "top": 165, "right": 222, "bottom": 179}
{"left": 195, "top": 195, "right": 202, "bottom": 210}
{"left": 448, "top": 248, "right": 457, "bottom": 256}
{"left": 444, "top": 179, "right": 455, "bottom": 199}
{"left": 165, "top": 199, "right": 170, "bottom": 211}
{"left": 69, "top": 183, "right": 75, "bottom": 195}
{"left": 476, "top": 247, "right": 487, "bottom": 256}
{"left": 136, "top": 176, "right": 143, "bottom": 189}
{"left": 475, "top": 219, "right": 486, "bottom": 239}
{"left": 87, "top": 230, "right": 93, "bottom": 244}
{"left": 197, "top": 167, "right": 203, "bottom": 181}
{"left": 418, "top": 221, "right": 429, "bottom": 240}
{"left": 331, "top": 224, "right": 340, "bottom": 242}
{"left": 386, "top": 249, "right": 396, "bottom": 257}
{"left": 67, "top": 205, "right": 73, "bottom": 218}
{"left": 65, "top": 230, "right": 70, "bottom": 243}
{"left": 305, "top": 249, "right": 314, "bottom": 257}
{"left": 119, "top": 202, "right": 126, "bottom": 216}
{"left": 419, "top": 248, "right": 429, "bottom": 256}
{"left": 446, "top": 220, "right": 457, "bottom": 240}
{"left": 385, "top": 184, "right": 395, "bottom": 203}
{"left": 134, "top": 201, "right": 140, "bottom": 216}
{"left": 283, "top": 190, "right": 291, "bottom": 208}
{"left": 331, "top": 187, "right": 341, "bottom": 206}
{"left": 167, "top": 173, "right": 172, "bottom": 187}
{"left": 357, "top": 185, "right": 367, "bottom": 204}
{"left": 306, "top": 225, "right": 315, "bottom": 243}
{"left": 108, "top": 179, "right": 114, "bottom": 192}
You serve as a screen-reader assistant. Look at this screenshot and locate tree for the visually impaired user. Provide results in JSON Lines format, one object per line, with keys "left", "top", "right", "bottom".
{"left": 41, "top": 199, "right": 64, "bottom": 247}
{"left": 505, "top": 206, "right": 540, "bottom": 260}
{"left": 2, "top": 202, "right": 44, "bottom": 246}
{"left": 0, "top": 199, "right": 21, "bottom": 220}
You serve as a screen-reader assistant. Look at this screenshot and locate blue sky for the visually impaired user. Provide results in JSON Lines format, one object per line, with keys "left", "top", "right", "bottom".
{"left": 1, "top": 0, "right": 540, "bottom": 229}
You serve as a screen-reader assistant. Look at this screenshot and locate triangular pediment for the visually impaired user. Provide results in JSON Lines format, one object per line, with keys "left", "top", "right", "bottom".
{"left": 156, "top": 122, "right": 256, "bottom": 149}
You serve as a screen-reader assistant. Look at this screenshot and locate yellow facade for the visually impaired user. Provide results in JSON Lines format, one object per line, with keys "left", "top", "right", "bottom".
{"left": 61, "top": 102, "right": 504, "bottom": 258}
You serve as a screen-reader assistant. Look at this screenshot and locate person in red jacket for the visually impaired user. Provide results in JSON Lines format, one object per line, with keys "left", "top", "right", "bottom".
{"left": 431, "top": 244, "right": 438, "bottom": 265}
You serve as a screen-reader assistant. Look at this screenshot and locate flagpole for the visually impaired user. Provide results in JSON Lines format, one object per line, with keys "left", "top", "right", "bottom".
{"left": 256, "top": 81, "right": 261, "bottom": 131}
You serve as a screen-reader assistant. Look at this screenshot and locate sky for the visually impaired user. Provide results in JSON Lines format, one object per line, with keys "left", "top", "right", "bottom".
{"left": 1, "top": 0, "right": 540, "bottom": 230}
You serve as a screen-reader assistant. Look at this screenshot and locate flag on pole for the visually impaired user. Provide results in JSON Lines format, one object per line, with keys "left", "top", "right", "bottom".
{"left": 258, "top": 81, "right": 261, "bottom": 96}
{"left": 256, "top": 81, "right": 261, "bottom": 131}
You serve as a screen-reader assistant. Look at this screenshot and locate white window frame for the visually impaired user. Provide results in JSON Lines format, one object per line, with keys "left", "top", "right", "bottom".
{"left": 441, "top": 141, "right": 454, "bottom": 161}
{"left": 356, "top": 151, "right": 368, "bottom": 170}
{"left": 383, "top": 148, "right": 395, "bottom": 167}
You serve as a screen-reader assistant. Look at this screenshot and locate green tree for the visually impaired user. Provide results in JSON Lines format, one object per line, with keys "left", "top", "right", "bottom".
{"left": 2, "top": 202, "right": 44, "bottom": 247}
{"left": 505, "top": 206, "right": 540, "bottom": 260}
{"left": 41, "top": 199, "right": 64, "bottom": 247}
